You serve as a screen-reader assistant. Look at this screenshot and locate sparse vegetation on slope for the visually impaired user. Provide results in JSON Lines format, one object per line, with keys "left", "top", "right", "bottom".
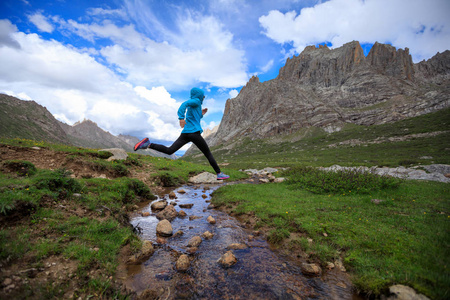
{"left": 183, "top": 107, "right": 450, "bottom": 169}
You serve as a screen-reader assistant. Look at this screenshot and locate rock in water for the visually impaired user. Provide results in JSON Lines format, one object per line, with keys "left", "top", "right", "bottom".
{"left": 218, "top": 251, "right": 237, "bottom": 268}
{"left": 301, "top": 263, "right": 322, "bottom": 276}
{"left": 156, "top": 219, "right": 173, "bottom": 237}
{"left": 151, "top": 200, "right": 168, "bottom": 211}
{"left": 207, "top": 216, "right": 216, "bottom": 224}
{"left": 176, "top": 254, "right": 190, "bottom": 272}
{"left": 156, "top": 205, "right": 178, "bottom": 221}
{"left": 187, "top": 236, "right": 202, "bottom": 247}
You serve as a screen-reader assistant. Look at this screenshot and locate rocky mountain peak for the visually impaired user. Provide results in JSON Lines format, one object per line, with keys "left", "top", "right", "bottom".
{"left": 277, "top": 40, "right": 365, "bottom": 87}
{"left": 367, "top": 42, "right": 414, "bottom": 80}
{"left": 201, "top": 41, "right": 449, "bottom": 149}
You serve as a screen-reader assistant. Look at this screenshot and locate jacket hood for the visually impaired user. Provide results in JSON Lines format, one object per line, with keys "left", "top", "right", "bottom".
{"left": 190, "top": 87, "right": 205, "bottom": 103}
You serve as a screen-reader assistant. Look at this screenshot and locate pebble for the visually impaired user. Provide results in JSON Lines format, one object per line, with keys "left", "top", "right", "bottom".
{"left": 207, "top": 216, "right": 216, "bottom": 224}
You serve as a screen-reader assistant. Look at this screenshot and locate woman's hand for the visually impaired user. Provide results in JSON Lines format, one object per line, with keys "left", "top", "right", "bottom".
{"left": 179, "top": 119, "right": 186, "bottom": 128}
{"left": 202, "top": 108, "right": 208, "bottom": 115}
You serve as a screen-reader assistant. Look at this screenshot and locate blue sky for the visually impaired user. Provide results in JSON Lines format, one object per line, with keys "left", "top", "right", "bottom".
{"left": 0, "top": 0, "right": 449, "bottom": 154}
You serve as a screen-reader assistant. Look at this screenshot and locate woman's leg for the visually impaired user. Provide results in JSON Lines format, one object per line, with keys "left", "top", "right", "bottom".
{"left": 149, "top": 134, "right": 189, "bottom": 155}
{"left": 188, "top": 132, "right": 221, "bottom": 174}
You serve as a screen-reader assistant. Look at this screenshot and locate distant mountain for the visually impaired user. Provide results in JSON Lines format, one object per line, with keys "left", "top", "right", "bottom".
{"left": 0, "top": 94, "right": 69, "bottom": 144}
{"left": 202, "top": 41, "right": 450, "bottom": 150}
{"left": 0, "top": 94, "right": 176, "bottom": 159}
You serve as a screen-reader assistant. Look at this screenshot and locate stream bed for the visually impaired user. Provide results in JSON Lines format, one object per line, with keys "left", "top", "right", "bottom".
{"left": 122, "top": 182, "right": 362, "bottom": 299}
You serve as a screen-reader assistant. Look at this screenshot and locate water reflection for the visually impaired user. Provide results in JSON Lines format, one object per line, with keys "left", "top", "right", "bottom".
{"left": 124, "top": 183, "right": 360, "bottom": 299}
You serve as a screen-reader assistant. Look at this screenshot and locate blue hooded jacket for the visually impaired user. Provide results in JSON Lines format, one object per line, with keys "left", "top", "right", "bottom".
{"left": 177, "top": 87, "right": 204, "bottom": 134}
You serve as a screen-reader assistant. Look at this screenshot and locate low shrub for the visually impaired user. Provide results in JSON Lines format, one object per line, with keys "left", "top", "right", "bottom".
{"left": 152, "top": 171, "right": 183, "bottom": 187}
{"left": 33, "top": 168, "right": 82, "bottom": 196}
{"left": 2, "top": 160, "right": 37, "bottom": 177}
{"left": 282, "top": 166, "right": 402, "bottom": 194}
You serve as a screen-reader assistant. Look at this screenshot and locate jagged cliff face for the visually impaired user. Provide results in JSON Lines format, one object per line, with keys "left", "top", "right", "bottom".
{"left": 207, "top": 41, "right": 449, "bottom": 147}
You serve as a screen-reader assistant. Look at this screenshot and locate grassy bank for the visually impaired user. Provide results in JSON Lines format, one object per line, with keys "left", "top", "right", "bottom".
{"left": 211, "top": 168, "right": 450, "bottom": 299}
{"left": 0, "top": 139, "right": 245, "bottom": 299}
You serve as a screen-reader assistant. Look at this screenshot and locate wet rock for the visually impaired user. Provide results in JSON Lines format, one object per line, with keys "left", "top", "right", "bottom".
{"left": 189, "top": 215, "right": 202, "bottom": 221}
{"left": 141, "top": 240, "right": 155, "bottom": 257}
{"left": 218, "top": 251, "right": 237, "bottom": 268}
{"left": 156, "top": 205, "right": 178, "bottom": 221}
{"left": 301, "top": 263, "right": 321, "bottom": 276}
{"left": 141, "top": 211, "right": 150, "bottom": 217}
{"left": 207, "top": 216, "right": 216, "bottom": 224}
{"left": 189, "top": 172, "right": 221, "bottom": 183}
{"left": 179, "top": 203, "right": 194, "bottom": 209}
{"left": 187, "top": 247, "right": 198, "bottom": 254}
{"left": 169, "top": 191, "right": 177, "bottom": 199}
{"left": 227, "top": 243, "right": 248, "bottom": 250}
{"left": 156, "top": 237, "right": 167, "bottom": 244}
{"left": 139, "top": 289, "right": 159, "bottom": 299}
{"left": 151, "top": 200, "right": 168, "bottom": 211}
{"left": 202, "top": 231, "right": 214, "bottom": 239}
{"left": 156, "top": 220, "right": 173, "bottom": 237}
{"left": 386, "top": 285, "right": 430, "bottom": 300}
{"left": 176, "top": 254, "right": 190, "bottom": 272}
{"left": 170, "top": 201, "right": 177, "bottom": 206}
{"left": 177, "top": 189, "right": 186, "bottom": 194}
{"left": 187, "top": 236, "right": 202, "bottom": 247}
{"left": 207, "top": 204, "right": 215, "bottom": 209}
{"left": 202, "top": 194, "right": 208, "bottom": 199}
{"left": 178, "top": 210, "right": 187, "bottom": 217}
{"left": 173, "top": 230, "right": 184, "bottom": 238}
{"left": 334, "top": 258, "right": 346, "bottom": 272}
{"left": 127, "top": 240, "right": 155, "bottom": 264}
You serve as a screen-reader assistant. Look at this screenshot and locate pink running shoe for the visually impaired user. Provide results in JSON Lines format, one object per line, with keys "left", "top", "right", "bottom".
{"left": 134, "top": 138, "right": 150, "bottom": 151}
{"left": 217, "top": 172, "right": 230, "bottom": 180}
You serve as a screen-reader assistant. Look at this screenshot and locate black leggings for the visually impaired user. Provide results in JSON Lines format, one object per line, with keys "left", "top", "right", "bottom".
{"left": 149, "top": 132, "right": 221, "bottom": 174}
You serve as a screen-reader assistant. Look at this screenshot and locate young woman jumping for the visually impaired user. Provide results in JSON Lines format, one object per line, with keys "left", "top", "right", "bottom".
{"left": 134, "top": 87, "right": 229, "bottom": 180}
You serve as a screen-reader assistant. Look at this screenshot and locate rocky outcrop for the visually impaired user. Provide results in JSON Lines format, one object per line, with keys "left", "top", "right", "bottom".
{"left": 202, "top": 41, "right": 449, "bottom": 149}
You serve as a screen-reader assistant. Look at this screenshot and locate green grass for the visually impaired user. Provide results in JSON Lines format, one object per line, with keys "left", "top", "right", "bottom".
{"left": 183, "top": 108, "right": 450, "bottom": 169}
{"left": 211, "top": 171, "right": 450, "bottom": 299}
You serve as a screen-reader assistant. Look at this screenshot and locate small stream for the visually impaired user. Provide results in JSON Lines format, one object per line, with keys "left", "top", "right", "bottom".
{"left": 123, "top": 182, "right": 362, "bottom": 299}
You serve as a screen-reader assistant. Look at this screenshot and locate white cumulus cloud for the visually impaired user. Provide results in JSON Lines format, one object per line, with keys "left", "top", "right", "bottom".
{"left": 28, "top": 11, "right": 54, "bottom": 33}
{"left": 259, "top": 0, "right": 450, "bottom": 62}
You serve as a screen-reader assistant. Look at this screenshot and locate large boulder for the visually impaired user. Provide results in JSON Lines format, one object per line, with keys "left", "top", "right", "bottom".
{"left": 386, "top": 285, "right": 430, "bottom": 300}
{"left": 189, "top": 172, "right": 221, "bottom": 184}
{"left": 99, "top": 148, "right": 128, "bottom": 161}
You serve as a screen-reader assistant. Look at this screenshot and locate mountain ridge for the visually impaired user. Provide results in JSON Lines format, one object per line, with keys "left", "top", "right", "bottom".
{"left": 200, "top": 41, "right": 449, "bottom": 153}
{"left": 0, "top": 94, "right": 176, "bottom": 159}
